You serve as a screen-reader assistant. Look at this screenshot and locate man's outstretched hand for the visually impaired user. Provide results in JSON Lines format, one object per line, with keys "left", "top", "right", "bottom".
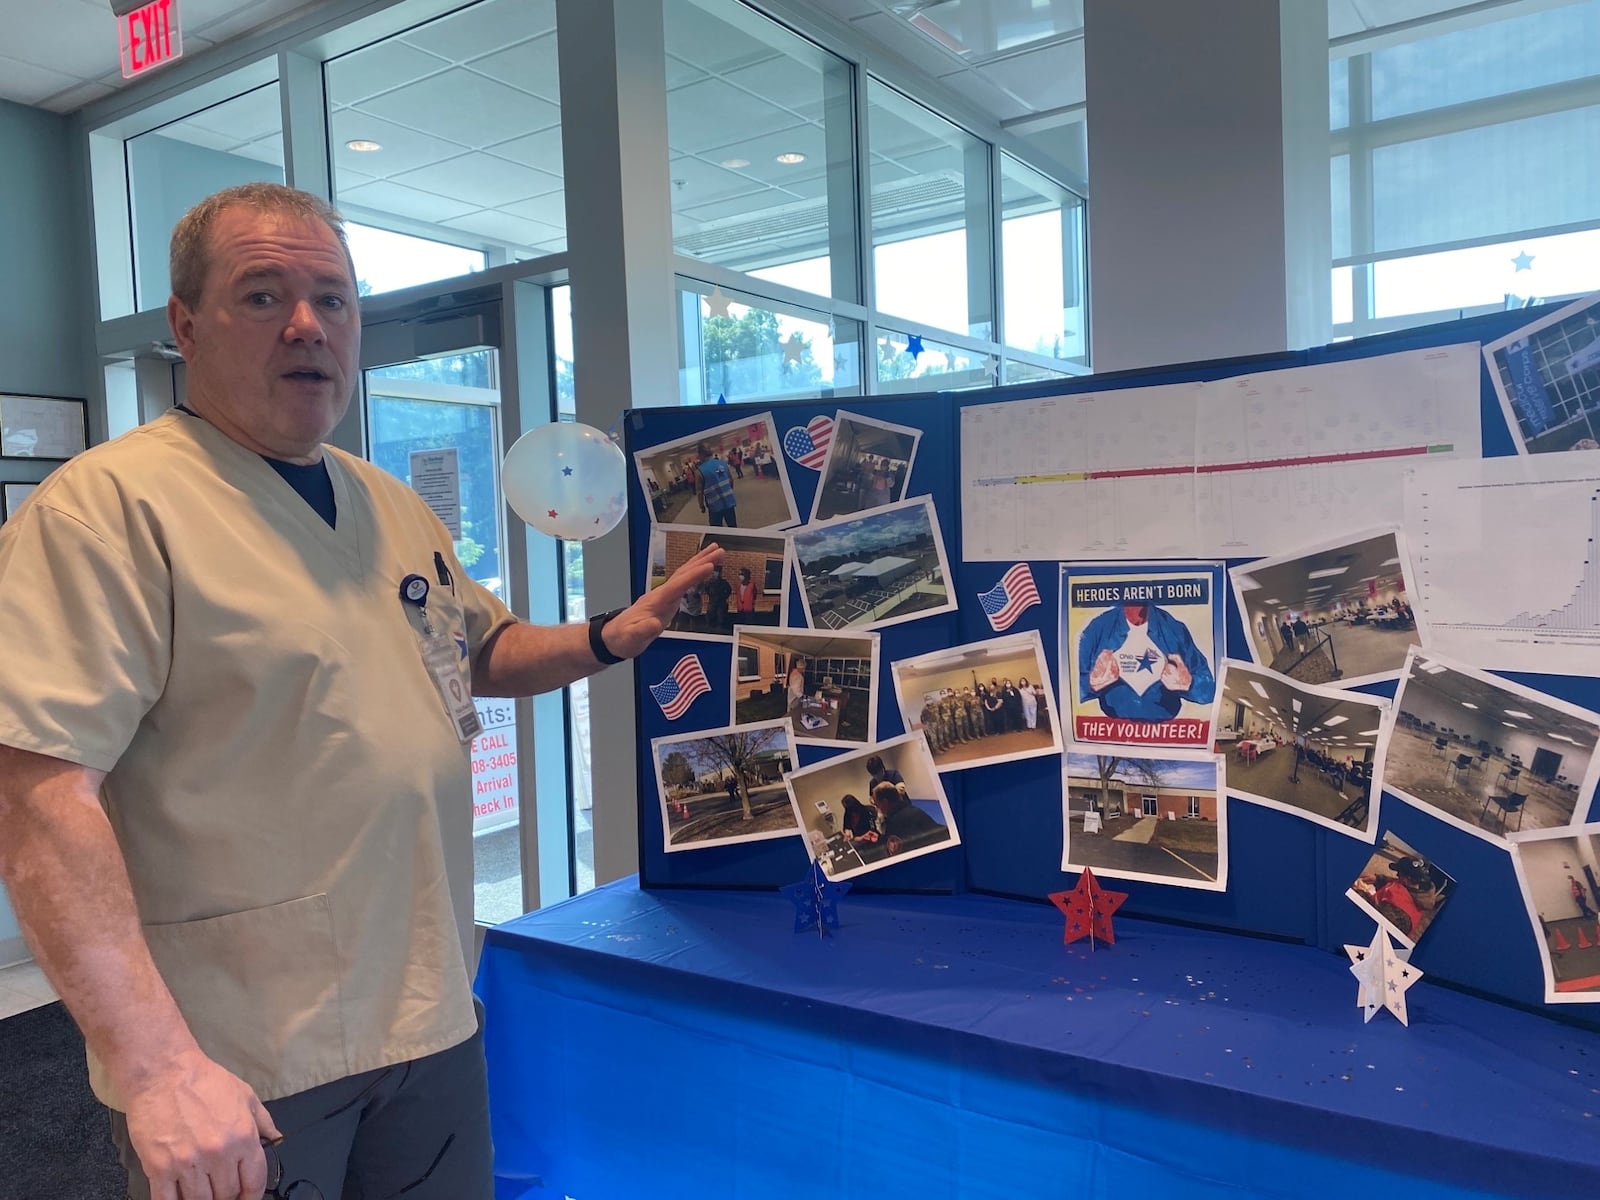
{"left": 602, "top": 543, "right": 725, "bottom": 660}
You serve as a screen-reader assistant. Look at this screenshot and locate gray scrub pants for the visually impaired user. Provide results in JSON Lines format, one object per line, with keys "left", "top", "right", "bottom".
{"left": 111, "top": 1004, "right": 493, "bottom": 1199}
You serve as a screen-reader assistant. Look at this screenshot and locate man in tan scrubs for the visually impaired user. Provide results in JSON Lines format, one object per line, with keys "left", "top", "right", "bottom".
{"left": 0, "top": 183, "right": 719, "bottom": 1200}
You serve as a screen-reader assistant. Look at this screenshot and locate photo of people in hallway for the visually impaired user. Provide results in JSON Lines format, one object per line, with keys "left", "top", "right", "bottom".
{"left": 651, "top": 719, "right": 799, "bottom": 853}
{"left": 1062, "top": 752, "right": 1226, "bottom": 891}
{"left": 890, "top": 631, "right": 1061, "bottom": 771}
{"left": 634, "top": 414, "right": 799, "bottom": 531}
{"left": 1384, "top": 648, "right": 1599, "bottom": 845}
{"left": 1510, "top": 825, "right": 1600, "bottom": 1003}
{"left": 1214, "top": 660, "right": 1389, "bottom": 839}
{"left": 649, "top": 527, "right": 788, "bottom": 640}
{"left": 783, "top": 732, "right": 958, "bottom": 883}
{"left": 1230, "top": 529, "right": 1422, "bottom": 686}
{"left": 731, "top": 629, "right": 879, "bottom": 746}
{"left": 1346, "top": 832, "right": 1456, "bottom": 949}
{"left": 810, "top": 411, "right": 921, "bottom": 521}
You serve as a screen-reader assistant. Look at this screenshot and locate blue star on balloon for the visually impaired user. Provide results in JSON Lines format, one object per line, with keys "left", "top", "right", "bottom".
{"left": 1135, "top": 648, "right": 1160, "bottom": 673}
{"left": 906, "top": 334, "right": 925, "bottom": 359}
{"left": 562, "top": 466, "right": 573, "bottom": 476}
{"left": 1512, "top": 251, "right": 1535, "bottom": 271}
{"left": 782, "top": 861, "right": 850, "bottom": 935}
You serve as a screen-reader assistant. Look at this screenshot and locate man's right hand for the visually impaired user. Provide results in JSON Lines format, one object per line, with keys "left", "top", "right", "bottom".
{"left": 123, "top": 1049, "right": 280, "bottom": 1200}
{"left": 1088, "top": 649, "right": 1121, "bottom": 692}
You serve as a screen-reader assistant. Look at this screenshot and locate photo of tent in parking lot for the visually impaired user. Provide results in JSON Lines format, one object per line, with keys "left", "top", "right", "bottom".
{"left": 789, "top": 496, "right": 956, "bottom": 632}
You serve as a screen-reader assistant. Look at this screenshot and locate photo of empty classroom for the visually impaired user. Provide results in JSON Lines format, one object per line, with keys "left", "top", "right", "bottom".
{"left": 790, "top": 497, "right": 955, "bottom": 632}
{"left": 1062, "top": 753, "right": 1226, "bottom": 890}
{"left": 651, "top": 719, "right": 799, "bottom": 852}
{"left": 1230, "top": 529, "right": 1420, "bottom": 686}
{"left": 1511, "top": 825, "right": 1600, "bottom": 1003}
{"left": 731, "top": 629, "right": 878, "bottom": 745}
{"left": 649, "top": 527, "right": 788, "bottom": 639}
{"left": 635, "top": 414, "right": 799, "bottom": 531}
{"left": 1214, "top": 661, "right": 1387, "bottom": 839}
{"left": 810, "top": 411, "right": 922, "bottom": 521}
{"left": 1385, "top": 648, "right": 1598, "bottom": 844}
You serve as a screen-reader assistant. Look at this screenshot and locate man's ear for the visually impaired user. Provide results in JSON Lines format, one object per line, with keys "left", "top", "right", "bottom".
{"left": 167, "top": 295, "right": 197, "bottom": 361}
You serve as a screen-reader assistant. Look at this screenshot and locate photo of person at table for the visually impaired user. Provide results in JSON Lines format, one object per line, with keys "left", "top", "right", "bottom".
{"left": 731, "top": 629, "right": 879, "bottom": 745}
{"left": 1509, "top": 825, "right": 1600, "bottom": 1003}
{"left": 1346, "top": 832, "right": 1456, "bottom": 949}
{"left": 890, "top": 631, "right": 1061, "bottom": 772}
{"left": 784, "top": 733, "right": 959, "bottom": 883}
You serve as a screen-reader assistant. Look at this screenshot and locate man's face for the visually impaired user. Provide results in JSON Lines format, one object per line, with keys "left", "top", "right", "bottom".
{"left": 168, "top": 207, "right": 360, "bottom": 461}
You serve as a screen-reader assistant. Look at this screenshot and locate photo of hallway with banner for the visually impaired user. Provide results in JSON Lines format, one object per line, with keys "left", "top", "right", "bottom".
{"left": 1230, "top": 531, "right": 1418, "bottom": 686}
{"left": 1512, "top": 827, "right": 1600, "bottom": 1002}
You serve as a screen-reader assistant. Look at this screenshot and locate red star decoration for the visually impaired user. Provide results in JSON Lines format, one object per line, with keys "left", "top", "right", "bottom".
{"left": 547, "top": 509, "right": 559, "bottom": 518}
{"left": 1048, "top": 868, "right": 1128, "bottom": 947}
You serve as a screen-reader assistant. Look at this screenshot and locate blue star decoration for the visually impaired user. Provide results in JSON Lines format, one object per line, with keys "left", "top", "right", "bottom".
{"left": 906, "top": 333, "right": 925, "bottom": 359}
{"left": 1512, "top": 250, "right": 1535, "bottom": 272}
{"left": 716, "top": 392, "right": 727, "bottom": 405}
{"left": 454, "top": 634, "right": 469, "bottom": 661}
{"left": 782, "top": 861, "right": 850, "bottom": 935}
{"left": 562, "top": 466, "right": 573, "bottom": 476}
{"left": 1135, "top": 648, "right": 1160, "bottom": 673}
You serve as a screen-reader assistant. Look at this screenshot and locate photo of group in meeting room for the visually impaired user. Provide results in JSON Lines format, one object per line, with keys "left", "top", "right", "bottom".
{"left": 1230, "top": 530, "right": 1420, "bottom": 687}
{"left": 1214, "top": 660, "right": 1388, "bottom": 838}
{"left": 1385, "top": 648, "right": 1600, "bottom": 844}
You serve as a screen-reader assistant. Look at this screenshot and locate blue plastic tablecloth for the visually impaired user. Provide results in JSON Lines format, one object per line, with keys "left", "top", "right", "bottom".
{"left": 478, "top": 880, "right": 1600, "bottom": 1199}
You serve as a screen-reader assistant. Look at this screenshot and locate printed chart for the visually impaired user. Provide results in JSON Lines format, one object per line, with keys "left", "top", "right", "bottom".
{"left": 961, "top": 345, "right": 1482, "bottom": 561}
{"left": 1404, "top": 455, "right": 1600, "bottom": 675}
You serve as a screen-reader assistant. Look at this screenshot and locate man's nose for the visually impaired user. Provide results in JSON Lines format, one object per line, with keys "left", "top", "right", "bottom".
{"left": 283, "top": 299, "right": 327, "bottom": 342}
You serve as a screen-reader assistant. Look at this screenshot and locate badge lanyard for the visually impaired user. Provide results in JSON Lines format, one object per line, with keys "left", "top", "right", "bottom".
{"left": 399, "top": 573, "right": 482, "bottom": 742}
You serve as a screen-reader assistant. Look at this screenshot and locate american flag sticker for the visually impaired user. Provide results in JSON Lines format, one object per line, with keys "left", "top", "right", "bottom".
{"left": 650, "top": 654, "right": 712, "bottom": 720}
{"left": 979, "top": 563, "right": 1041, "bottom": 632}
{"left": 783, "top": 415, "right": 834, "bottom": 470}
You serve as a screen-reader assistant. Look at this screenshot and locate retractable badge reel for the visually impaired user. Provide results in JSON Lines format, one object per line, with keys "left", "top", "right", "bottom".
{"left": 400, "top": 572, "right": 482, "bottom": 742}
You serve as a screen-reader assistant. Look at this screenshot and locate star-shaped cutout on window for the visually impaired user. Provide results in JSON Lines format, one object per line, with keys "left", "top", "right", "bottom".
{"left": 879, "top": 340, "right": 901, "bottom": 366}
{"left": 1047, "top": 867, "right": 1128, "bottom": 947}
{"left": 705, "top": 286, "right": 733, "bottom": 318}
{"left": 906, "top": 333, "right": 925, "bottom": 358}
{"left": 782, "top": 332, "right": 805, "bottom": 364}
{"left": 1512, "top": 251, "right": 1535, "bottom": 271}
{"left": 562, "top": 466, "right": 573, "bottom": 477}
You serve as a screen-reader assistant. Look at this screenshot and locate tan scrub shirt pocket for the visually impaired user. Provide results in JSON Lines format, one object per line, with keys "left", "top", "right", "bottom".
{"left": 141, "top": 892, "right": 348, "bottom": 1097}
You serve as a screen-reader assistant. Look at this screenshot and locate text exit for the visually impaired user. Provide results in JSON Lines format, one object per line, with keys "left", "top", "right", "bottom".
{"left": 119, "top": 0, "right": 182, "bottom": 79}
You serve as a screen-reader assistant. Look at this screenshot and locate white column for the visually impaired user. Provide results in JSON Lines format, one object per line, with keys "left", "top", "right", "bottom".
{"left": 1084, "top": 0, "right": 1329, "bottom": 371}
{"left": 556, "top": 0, "right": 678, "bottom": 886}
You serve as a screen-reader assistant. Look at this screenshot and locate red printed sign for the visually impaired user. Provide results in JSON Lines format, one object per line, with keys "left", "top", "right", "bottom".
{"left": 119, "top": 0, "right": 182, "bottom": 79}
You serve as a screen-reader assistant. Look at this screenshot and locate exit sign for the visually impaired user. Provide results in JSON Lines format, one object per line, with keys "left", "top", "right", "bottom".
{"left": 119, "top": 0, "right": 182, "bottom": 79}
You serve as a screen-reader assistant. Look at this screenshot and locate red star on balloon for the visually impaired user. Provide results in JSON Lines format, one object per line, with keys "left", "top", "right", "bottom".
{"left": 547, "top": 509, "right": 558, "bottom": 518}
{"left": 1048, "top": 868, "right": 1127, "bottom": 947}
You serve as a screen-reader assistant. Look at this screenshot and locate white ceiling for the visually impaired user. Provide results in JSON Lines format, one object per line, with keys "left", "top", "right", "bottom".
{"left": 0, "top": 0, "right": 1557, "bottom": 271}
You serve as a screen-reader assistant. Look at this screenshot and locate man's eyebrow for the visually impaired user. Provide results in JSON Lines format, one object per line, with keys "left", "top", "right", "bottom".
{"left": 234, "top": 266, "right": 353, "bottom": 290}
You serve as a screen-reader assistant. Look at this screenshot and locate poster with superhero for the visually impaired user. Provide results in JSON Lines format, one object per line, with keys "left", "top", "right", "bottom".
{"left": 1061, "top": 561, "right": 1224, "bottom": 750}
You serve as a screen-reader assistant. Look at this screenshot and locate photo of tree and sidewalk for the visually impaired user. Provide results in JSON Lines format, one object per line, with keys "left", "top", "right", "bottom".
{"left": 1061, "top": 752, "right": 1227, "bottom": 890}
{"left": 651, "top": 719, "right": 800, "bottom": 852}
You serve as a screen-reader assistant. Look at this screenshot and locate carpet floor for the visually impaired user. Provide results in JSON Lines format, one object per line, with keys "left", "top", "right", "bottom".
{"left": 0, "top": 1001, "right": 126, "bottom": 1200}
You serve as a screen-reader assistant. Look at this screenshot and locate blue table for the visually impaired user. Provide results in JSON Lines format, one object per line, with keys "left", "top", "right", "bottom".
{"left": 477, "top": 880, "right": 1600, "bottom": 1199}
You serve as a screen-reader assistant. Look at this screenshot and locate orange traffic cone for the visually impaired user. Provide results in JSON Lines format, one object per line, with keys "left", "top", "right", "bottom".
{"left": 1578, "top": 926, "right": 1593, "bottom": 950}
{"left": 1554, "top": 927, "right": 1573, "bottom": 951}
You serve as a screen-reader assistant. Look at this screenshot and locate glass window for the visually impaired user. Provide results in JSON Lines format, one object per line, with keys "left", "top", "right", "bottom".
{"left": 1372, "top": 228, "right": 1600, "bottom": 322}
{"left": 867, "top": 79, "right": 992, "bottom": 339}
{"left": 874, "top": 328, "right": 989, "bottom": 390}
{"left": 346, "top": 222, "right": 486, "bottom": 296}
{"left": 325, "top": 0, "right": 565, "bottom": 295}
{"left": 679, "top": 283, "right": 859, "bottom": 405}
{"left": 1330, "top": 56, "right": 1349, "bottom": 131}
{"left": 128, "top": 82, "right": 284, "bottom": 309}
{"left": 664, "top": 0, "right": 857, "bottom": 302}
{"left": 1000, "top": 155, "right": 1086, "bottom": 365}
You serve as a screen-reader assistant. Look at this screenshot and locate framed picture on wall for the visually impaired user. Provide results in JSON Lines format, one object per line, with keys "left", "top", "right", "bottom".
{"left": 1, "top": 482, "right": 39, "bottom": 524}
{"left": 0, "top": 394, "right": 88, "bottom": 460}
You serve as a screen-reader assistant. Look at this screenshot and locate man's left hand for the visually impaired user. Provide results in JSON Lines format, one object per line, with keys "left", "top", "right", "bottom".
{"left": 603, "top": 543, "right": 724, "bottom": 660}
{"left": 1159, "top": 653, "right": 1192, "bottom": 693}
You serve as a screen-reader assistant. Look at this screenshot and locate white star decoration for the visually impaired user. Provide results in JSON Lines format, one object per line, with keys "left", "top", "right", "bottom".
{"left": 705, "top": 287, "right": 733, "bottom": 318}
{"left": 782, "top": 332, "right": 805, "bottom": 364}
{"left": 1344, "top": 925, "right": 1423, "bottom": 1026}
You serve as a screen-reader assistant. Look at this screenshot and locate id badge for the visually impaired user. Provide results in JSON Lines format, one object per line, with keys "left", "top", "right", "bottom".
{"left": 420, "top": 630, "right": 483, "bottom": 742}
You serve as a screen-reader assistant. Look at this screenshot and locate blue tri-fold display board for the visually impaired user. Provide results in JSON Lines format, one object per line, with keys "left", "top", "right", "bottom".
{"left": 622, "top": 301, "right": 1600, "bottom": 1032}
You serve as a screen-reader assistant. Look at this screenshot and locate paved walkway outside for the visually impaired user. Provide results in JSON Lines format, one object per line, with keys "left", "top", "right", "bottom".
{"left": 1113, "top": 816, "right": 1159, "bottom": 844}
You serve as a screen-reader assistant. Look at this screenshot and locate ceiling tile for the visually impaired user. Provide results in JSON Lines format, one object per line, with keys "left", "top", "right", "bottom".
{"left": 143, "top": 126, "right": 240, "bottom": 154}
{"left": 394, "top": 151, "right": 561, "bottom": 207}
{"left": 975, "top": 41, "right": 1085, "bottom": 112}
{"left": 37, "top": 80, "right": 118, "bottom": 114}
{"left": 338, "top": 178, "right": 480, "bottom": 224}
{"left": 668, "top": 78, "right": 805, "bottom": 156}
{"left": 187, "top": 0, "right": 321, "bottom": 44}
{"left": 402, "top": 0, "right": 557, "bottom": 64}
{"left": 234, "top": 133, "right": 286, "bottom": 168}
{"left": 0, "top": 1, "right": 121, "bottom": 80}
{"left": 941, "top": 65, "right": 1035, "bottom": 123}
{"left": 325, "top": 39, "right": 451, "bottom": 108}
{"left": 807, "top": 0, "right": 885, "bottom": 18}
{"left": 501, "top": 192, "right": 566, "bottom": 227}
{"left": 692, "top": 125, "right": 832, "bottom": 188}
{"left": 328, "top": 111, "right": 464, "bottom": 177}
{"left": 722, "top": 55, "right": 828, "bottom": 122}
{"left": 444, "top": 208, "right": 565, "bottom": 248}
{"left": 664, "top": 53, "right": 706, "bottom": 90}
{"left": 681, "top": 188, "right": 799, "bottom": 224}
{"left": 358, "top": 68, "right": 558, "bottom": 146}
{"left": 484, "top": 126, "right": 564, "bottom": 174}
{"left": 865, "top": 101, "right": 947, "bottom": 160}
{"left": 0, "top": 53, "right": 83, "bottom": 107}
{"left": 663, "top": 0, "right": 777, "bottom": 76}
{"left": 851, "top": 12, "right": 968, "bottom": 80}
{"left": 667, "top": 155, "right": 769, "bottom": 209}
{"left": 180, "top": 83, "right": 282, "bottom": 141}
{"left": 468, "top": 32, "right": 560, "bottom": 103}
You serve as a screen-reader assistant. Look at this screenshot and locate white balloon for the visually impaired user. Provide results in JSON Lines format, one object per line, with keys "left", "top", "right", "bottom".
{"left": 502, "top": 422, "right": 628, "bottom": 540}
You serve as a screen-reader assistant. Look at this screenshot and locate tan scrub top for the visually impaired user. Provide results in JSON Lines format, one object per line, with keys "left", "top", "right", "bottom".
{"left": 0, "top": 410, "right": 516, "bottom": 1106}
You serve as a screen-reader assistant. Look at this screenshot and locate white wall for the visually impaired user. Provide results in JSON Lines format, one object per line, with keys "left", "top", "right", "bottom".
{"left": 1520, "top": 835, "right": 1600, "bottom": 922}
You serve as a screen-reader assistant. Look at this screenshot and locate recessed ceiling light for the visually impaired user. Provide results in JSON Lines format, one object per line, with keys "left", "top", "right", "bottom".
{"left": 1461, "top": 702, "right": 1478, "bottom": 709}
{"left": 720, "top": 157, "right": 750, "bottom": 169}
{"left": 1324, "top": 715, "right": 1348, "bottom": 727}
{"left": 775, "top": 151, "right": 807, "bottom": 165}
{"left": 346, "top": 139, "right": 382, "bottom": 152}
{"left": 1505, "top": 709, "right": 1533, "bottom": 719}
{"left": 1307, "top": 567, "right": 1349, "bottom": 579}
{"left": 1249, "top": 681, "right": 1270, "bottom": 699}
{"left": 1381, "top": 557, "right": 1401, "bottom": 566}
{"left": 1264, "top": 597, "right": 1282, "bottom": 603}
{"left": 1502, "top": 721, "right": 1518, "bottom": 728}
{"left": 1359, "top": 729, "right": 1380, "bottom": 735}
{"left": 1292, "top": 699, "right": 1302, "bottom": 712}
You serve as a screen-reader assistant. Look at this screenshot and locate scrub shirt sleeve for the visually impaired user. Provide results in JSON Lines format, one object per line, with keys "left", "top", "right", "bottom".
{"left": 0, "top": 503, "right": 171, "bottom": 772}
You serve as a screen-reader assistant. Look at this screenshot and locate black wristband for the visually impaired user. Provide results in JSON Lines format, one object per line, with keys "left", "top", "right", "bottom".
{"left": 588, "top": 608, "right": 626, "bottom": 666}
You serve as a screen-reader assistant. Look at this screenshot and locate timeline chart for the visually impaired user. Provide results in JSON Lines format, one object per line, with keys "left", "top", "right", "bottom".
{"left": 1405, "top": 455, "right": 1600, "bottom": 675}
{"left": 961, "top": 344, "right": 1482, "bottom": 561}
